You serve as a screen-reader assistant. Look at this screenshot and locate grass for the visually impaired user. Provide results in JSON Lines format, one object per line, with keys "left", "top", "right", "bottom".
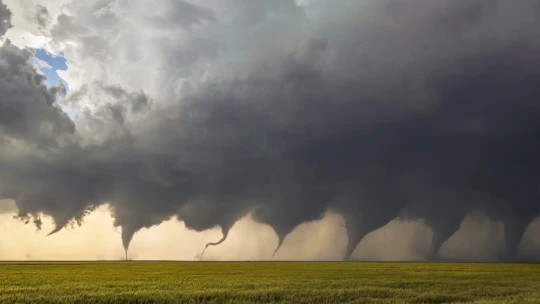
{"left": 0, "top": 262, "right": 539, "bottom": 303}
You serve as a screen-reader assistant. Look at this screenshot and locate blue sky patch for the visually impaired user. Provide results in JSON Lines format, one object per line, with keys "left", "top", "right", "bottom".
{"left": 33, "top": 49, "right": 77, "bottom": 117}
{"left": 34, "top": 49, "right": 69, "bottom": 89}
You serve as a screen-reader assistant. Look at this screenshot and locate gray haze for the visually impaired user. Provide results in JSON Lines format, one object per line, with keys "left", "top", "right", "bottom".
{"left": 0, "top": 0, "right": 540, "bottom": 261}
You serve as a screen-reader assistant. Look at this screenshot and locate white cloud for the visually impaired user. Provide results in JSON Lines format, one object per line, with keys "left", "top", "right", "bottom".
{"left": 30, "top": 56, "right": 51, "bottom": 69}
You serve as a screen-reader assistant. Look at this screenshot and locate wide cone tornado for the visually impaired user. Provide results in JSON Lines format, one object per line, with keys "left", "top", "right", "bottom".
{"left": 500, "top": 217, "right": 533, "bottom": 262}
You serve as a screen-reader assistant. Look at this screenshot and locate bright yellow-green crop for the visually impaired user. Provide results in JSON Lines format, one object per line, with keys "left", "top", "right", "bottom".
{"left": 0, "top": 262, "right": 539, "bottom": 303}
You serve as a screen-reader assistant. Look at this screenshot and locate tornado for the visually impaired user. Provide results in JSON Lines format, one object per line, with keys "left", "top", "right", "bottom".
{"left": 425, "top": 218, "right": 465, "bottom": 261}
{"left": 271, "top": 235, "right": 285, "bottom": 258}
{"left": 498, "top": 212, "right": 539, "bottom": 261}
{"left": 201, "top": 226, "right": 230, "bottom": 256}
{"left": 340, "top": 209, "right": 402, "bottom": 261}
{"left": 121, "top": 225, "right": 136, "bottom": 259}
{"left": 47, "top": 226, "right": 64, "bottom": 237}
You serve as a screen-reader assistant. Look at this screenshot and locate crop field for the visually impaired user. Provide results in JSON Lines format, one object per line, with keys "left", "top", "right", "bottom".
{"left": 1, "top": 262, "right": 539, "bottom": 304}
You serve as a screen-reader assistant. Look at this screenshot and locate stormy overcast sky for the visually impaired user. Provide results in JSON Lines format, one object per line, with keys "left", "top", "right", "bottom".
{"left": 1, "top": 0, "right": 540, "bottom": 261}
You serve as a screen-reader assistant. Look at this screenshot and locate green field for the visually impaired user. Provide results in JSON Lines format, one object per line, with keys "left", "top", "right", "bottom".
{"left": 1, "top": 262, "right": 539, "bottom": 303}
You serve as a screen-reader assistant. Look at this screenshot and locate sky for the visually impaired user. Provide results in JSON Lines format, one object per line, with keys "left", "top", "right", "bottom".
{"left": 33, "top": 49, "right": 68, "bottom": 87}
{"left": 1, "top": 0, "right": 540, "bottom": 261}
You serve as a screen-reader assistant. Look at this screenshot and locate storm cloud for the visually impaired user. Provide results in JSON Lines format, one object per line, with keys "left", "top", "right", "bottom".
{"left": 1, "top": 0, "right": 540, "bottom": 261}
{"left": 0, "top": 0, "right": 10, "bottom": 37}
{"left": 34, "top": 5, "right": 51, "bottom": 29}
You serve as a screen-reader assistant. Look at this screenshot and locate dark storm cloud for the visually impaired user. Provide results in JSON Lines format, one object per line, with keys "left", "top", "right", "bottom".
{"left": 0, "top": 0, "right": 72, "bottom": 148}
{"left": 1, "top": 0, "right": 540, "bottom": 261}
{"left": 0, "top": 0, "right": 11, "bottom": 37}
{"left": 0, "top": 41, "right": 74, "bottom": 148}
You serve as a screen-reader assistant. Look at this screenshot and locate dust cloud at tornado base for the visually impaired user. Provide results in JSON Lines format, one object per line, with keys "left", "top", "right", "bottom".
{"left": 0, "top": 0, "right": 540, "bottom": 261}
